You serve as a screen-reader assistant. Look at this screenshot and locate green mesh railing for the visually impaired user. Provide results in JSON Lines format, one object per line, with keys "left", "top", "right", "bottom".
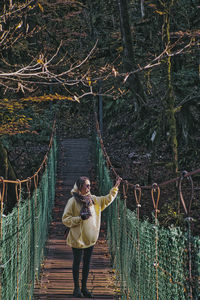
{"left": 0, "top": 137, "right": 57, "bottom": 300}
{"left": 95, "top": 135, "right": 200, "bottom": 300}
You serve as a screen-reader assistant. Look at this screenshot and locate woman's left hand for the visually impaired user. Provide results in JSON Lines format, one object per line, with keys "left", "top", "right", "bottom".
{"left": 114, "top": 176, "right": 122, "bottom": 188}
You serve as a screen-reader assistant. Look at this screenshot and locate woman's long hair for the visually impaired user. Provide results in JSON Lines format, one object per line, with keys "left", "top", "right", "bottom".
{"left": 76, "top": 176, "right": 90, "bottom": 192}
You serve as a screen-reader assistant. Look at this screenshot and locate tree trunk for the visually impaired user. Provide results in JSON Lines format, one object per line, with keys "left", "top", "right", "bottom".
{"left": 117, "top": 0, "right": 146, "bottom": 106}
{"left": 165, "top": 11, "right": 178, "bottom": 175}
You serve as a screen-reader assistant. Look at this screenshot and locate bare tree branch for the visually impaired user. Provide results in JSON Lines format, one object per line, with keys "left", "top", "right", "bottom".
{"left": 0, "top": 0, "right": 36, "bottom": 21}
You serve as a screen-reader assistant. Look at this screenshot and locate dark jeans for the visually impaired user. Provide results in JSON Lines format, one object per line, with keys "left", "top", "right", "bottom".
{"left": 72, "top": 246, "right": 94, "bottom": 288}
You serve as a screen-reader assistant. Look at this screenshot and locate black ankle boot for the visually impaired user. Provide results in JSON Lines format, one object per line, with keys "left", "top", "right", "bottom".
{"left": 81, "top": 287, "right": 93, "bottom": 298}
{"left": 73, "top": 286, "right": 83, "bottom": 298}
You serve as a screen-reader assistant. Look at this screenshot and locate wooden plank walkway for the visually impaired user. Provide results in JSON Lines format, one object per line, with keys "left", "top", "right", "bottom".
{"left": 33, "top": 138, "right": 119, "bottom": 300}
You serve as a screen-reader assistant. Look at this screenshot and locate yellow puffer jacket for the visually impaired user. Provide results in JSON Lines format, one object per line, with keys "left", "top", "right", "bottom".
{"left": 62, "top": 184, "right": 119, "bottom": 249}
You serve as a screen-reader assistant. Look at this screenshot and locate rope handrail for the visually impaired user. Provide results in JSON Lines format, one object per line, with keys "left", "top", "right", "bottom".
{"left": 0, "top": 119, "right": 56, "bottom": 185}
{"left": 94, "top": 112, "right": 200, "bottom": 189}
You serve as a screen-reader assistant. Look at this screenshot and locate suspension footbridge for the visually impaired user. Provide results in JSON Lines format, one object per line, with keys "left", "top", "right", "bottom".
{"left": 33, "top": 138, "right": 118, "bottom": 299}
{"left": 0, "top": 121, "right": 199, "bottom": 300}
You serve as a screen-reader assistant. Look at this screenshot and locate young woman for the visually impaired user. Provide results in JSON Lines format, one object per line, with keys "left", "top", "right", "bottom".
{"left": 62, "top": 176, "right": 122, "bottom": 298}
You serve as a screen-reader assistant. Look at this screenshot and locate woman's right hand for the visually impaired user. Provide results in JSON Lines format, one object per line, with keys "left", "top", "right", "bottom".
{"left": 114, "top": 176, "right": 122, "bottom": 188}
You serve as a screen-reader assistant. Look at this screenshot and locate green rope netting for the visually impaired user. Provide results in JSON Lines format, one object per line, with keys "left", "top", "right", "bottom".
{"left": 95, "top": 136, "right": 200, "bottom": 300}
{"left": 0, "top": 138, "right": 57, "bottom": 300}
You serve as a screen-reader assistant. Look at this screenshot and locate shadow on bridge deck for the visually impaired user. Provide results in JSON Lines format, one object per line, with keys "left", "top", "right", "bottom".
{"left": 33, "top": 138, "right": 119, "bottom": 300}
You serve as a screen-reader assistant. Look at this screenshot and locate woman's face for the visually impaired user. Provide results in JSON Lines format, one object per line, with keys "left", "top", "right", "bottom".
{"left": 80, "top": 179, "right": 91, "bottom": 195}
